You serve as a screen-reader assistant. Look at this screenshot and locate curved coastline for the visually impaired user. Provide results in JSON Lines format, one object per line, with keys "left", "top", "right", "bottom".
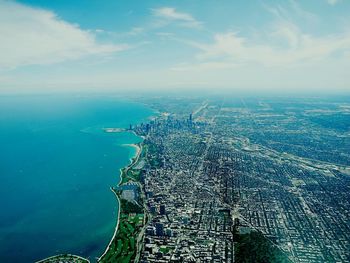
{"left": 97, "top": 188, "right": 121, "bottom": 262}
{"left": 98, "top": 140, "right": 143, "bottom": 262}
{"left": 36, "top": 254, "right": 90, "bottom": 263}
{"left": 1, "top": 97, "right": 155, "bottom": 263}
{"left": 36, "top": 141, "right": 143, "bottom": 263}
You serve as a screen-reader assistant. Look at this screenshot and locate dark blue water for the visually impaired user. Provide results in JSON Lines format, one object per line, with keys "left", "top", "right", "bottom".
{"left": 0, "top": 94, "right": 153, "bottom": 263}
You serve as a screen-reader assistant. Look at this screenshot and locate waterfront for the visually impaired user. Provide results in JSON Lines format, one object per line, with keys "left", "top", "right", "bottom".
{"left": 0, "top": 94, "right": 153, "bottom": 262}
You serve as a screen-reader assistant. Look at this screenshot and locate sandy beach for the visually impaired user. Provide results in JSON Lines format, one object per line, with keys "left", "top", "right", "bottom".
{"left": 123, "top": 143, "right": 141, "bottom": 159}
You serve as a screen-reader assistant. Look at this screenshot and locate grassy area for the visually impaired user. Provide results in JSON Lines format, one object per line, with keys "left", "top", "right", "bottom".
{"left": 99, "top": 144, "right": 146, "bottom": 263}
{"left": 234, "top": 231, "right": 292, "bottom": 263}
{"left": 120, "top": 199, "right": 143, "bottom": 214}
{"left": 99, "top": 212, "right": 144, "bottom": 263}
{"left": 146, "top": 143, "right": 162, "bottom": 168}
{"left": 159, "top": 246, "right": 173, "bottom": 255}
{"left": 120, "top": 144, "right": 146, "bottom": 184}
{"left": 120, "top": 167, "right": 142, "bottom": 184}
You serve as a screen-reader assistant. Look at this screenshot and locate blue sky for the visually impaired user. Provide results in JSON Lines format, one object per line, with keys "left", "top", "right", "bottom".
{"left": 0, "top": 0, "right": 349, "bottom": 93}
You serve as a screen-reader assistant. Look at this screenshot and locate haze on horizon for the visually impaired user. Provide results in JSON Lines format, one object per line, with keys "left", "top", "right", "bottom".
{"left": 0, "top": 0, "right": 349, "bottom": 94}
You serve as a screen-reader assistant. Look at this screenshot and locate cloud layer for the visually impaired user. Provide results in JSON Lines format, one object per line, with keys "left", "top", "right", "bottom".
{"left": 327, "top": 0, "right": 341, "bottom": 5}
{"left": 0, "top": 0, "right": 126, "bottom": 69}
{"left": 189, "top": 27, "right": 350, "bottom": 68}
{"left": 152, "top": 7, "right": 202, "bottom": 28}
{"left": 172, "top": 2, "right": 350, "bottom": 71}
{"left": 0, "top": 1, "right": 349, "bottom": 93}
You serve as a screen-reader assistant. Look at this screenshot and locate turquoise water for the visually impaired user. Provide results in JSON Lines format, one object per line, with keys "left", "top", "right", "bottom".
{"left": 0, "top": 94, "right": 153, "bottom": 263}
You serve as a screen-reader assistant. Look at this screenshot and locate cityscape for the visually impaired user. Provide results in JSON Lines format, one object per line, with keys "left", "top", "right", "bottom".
{"left": 99, "top": 96, "right": 350, "bottom": 263}
{"left": 1, "top": 0, "right": 350, "bottom": 262}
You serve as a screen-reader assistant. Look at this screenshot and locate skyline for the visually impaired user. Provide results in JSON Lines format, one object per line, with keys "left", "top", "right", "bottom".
{"left": 0, "top": 0, "right": 350, "bottom": 93}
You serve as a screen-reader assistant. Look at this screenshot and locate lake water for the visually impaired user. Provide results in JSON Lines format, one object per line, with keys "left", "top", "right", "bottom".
{"left": 0, "top": 94, "right": 153, "bottom": 262}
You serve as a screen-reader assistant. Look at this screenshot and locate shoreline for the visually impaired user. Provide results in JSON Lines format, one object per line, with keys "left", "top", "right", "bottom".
{"left": 123, "top": 143, "right": 142, "bottom": 159}
{"left": 36, "top": 254, "right": 89, "bottom": 263}
{"left": 97, "top": 141, "right": 143, "bottom": 262}
{"left": 97, "top": 188, "right": 121, "bottom": 262}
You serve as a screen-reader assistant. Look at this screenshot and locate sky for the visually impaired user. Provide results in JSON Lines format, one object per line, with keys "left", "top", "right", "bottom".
{"left": 0, "top": 0, "right": 349, "bottom": 94}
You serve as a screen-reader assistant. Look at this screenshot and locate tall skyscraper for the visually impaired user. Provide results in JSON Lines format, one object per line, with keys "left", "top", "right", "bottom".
{"left": 155, "top": 222, "right": 164, "bottom": 236}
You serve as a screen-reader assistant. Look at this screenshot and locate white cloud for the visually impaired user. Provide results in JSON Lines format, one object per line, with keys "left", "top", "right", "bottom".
{"left": 176, "top": 1, "right": 350, "bottom": 70}
{"left": 151, "top": 7, "right": 202, "bottom": 28}
{"left": 184, "top": 28, "right": 350, "bottom": 69}
{"left": 0, "top": 0, "right": 127, "bottom": 69}
{"left": 264, "top": 1, "right": 317, "bottom": 22}
{"left": 327, "top": 0, "right": 341, "bottom": 5}
{"left": 171, "top": 61, "right": 237, "bottom": 72}
{"left": 288, "top": 0, "right": 319, "bottom": 23}
{"left": 127, "top": 27, "right": 144, "bottom": 35}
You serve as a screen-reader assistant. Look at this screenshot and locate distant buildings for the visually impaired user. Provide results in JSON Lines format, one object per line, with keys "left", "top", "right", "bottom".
{"left": 134, "top": 97, "right": 350, "bottom": 262}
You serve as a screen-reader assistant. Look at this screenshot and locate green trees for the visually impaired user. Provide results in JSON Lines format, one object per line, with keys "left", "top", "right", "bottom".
{"left": 235, "top": 231, "right": 291, "bottom": 263}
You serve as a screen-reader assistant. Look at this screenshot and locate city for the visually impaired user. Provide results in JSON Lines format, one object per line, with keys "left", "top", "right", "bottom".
{"left": 1, "top": 1, "right": 350, "bottom": 262}
{"left": 101, "top": 96, "right": 350, "bottom": 263}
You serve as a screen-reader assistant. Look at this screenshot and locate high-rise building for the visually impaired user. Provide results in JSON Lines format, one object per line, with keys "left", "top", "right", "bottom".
{"left": 155, "top": 222, "right": 164, "bottom": 236}
{"left": 166, "top": 228, "right": 173, "bottom": 237}
{"left": 159, "top": 204, "right": 166, "bottom": 215}
{"left": 150, "top": 205, "right": 157, "bottom": 214}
